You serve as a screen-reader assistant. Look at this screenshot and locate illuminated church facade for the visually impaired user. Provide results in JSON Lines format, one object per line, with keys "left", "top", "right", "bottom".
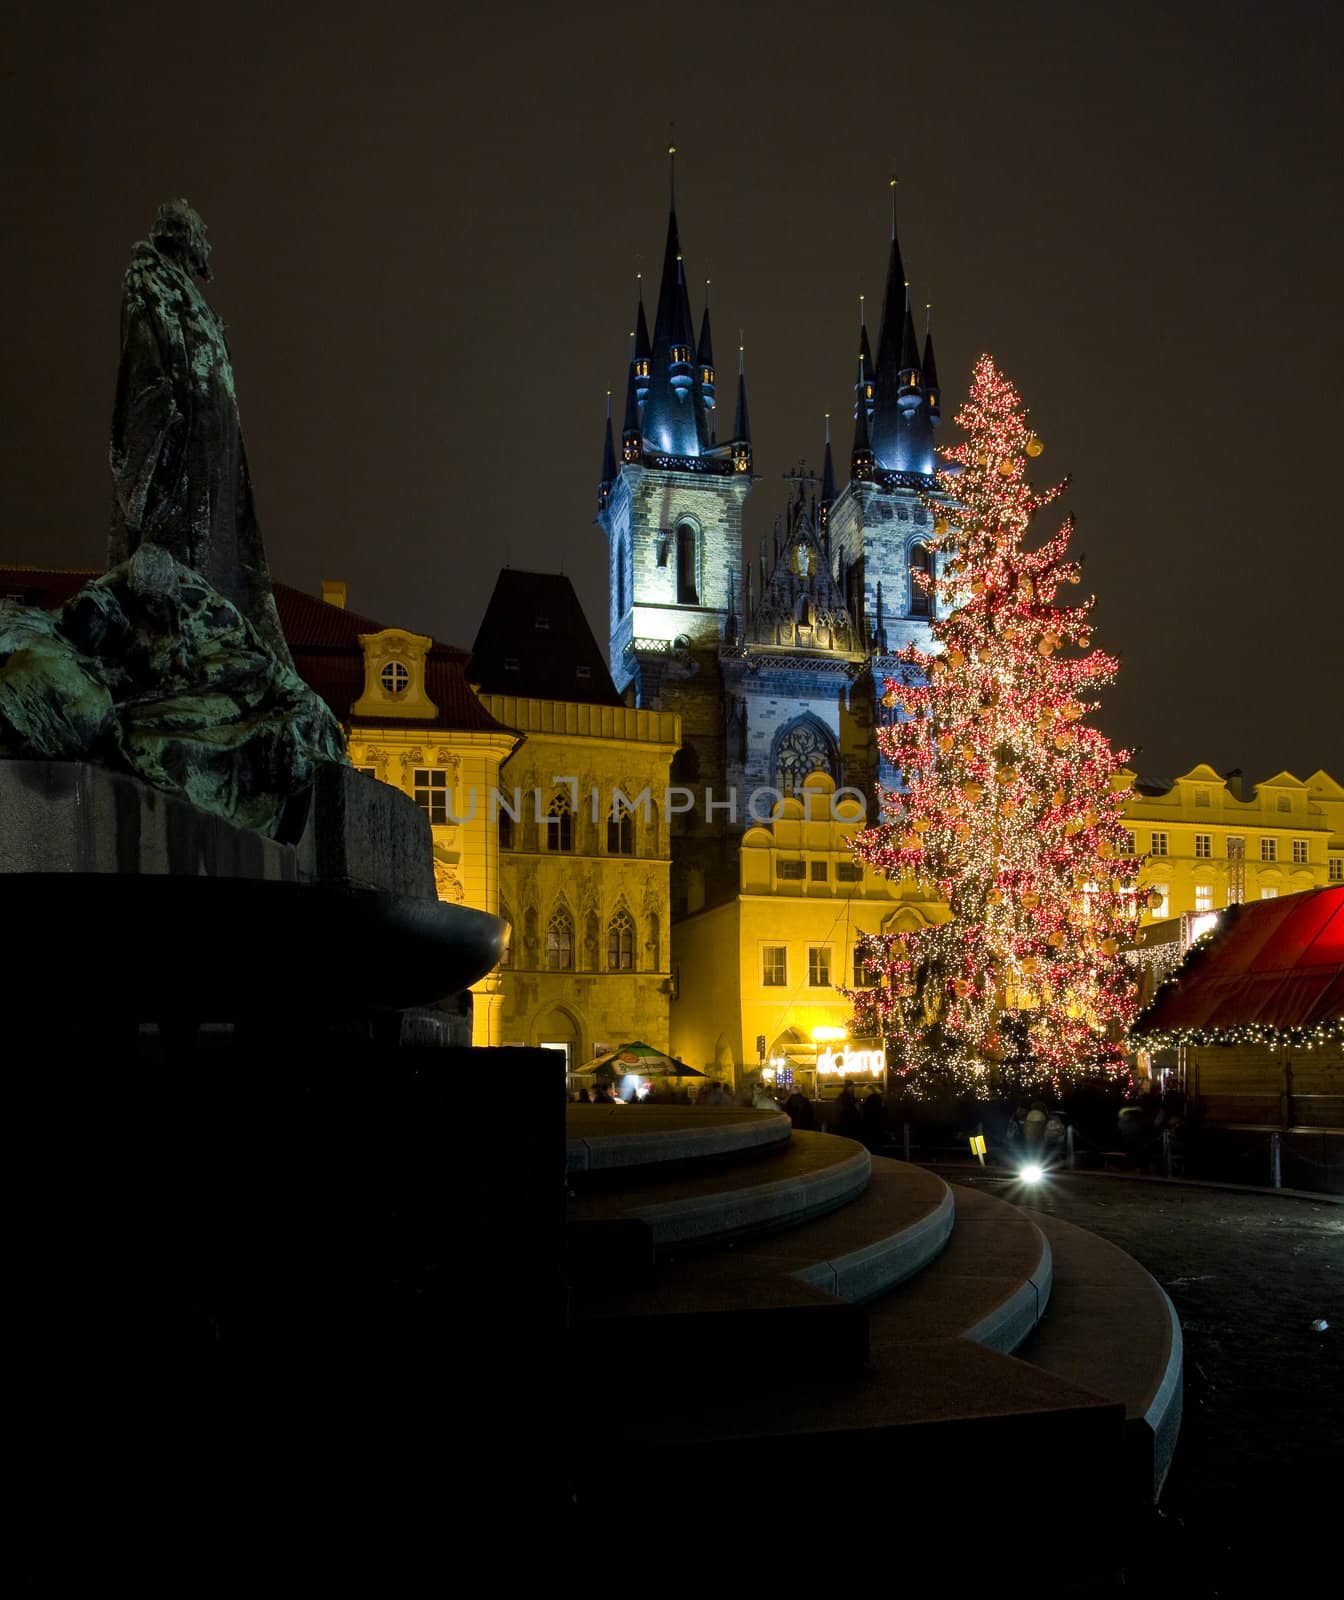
{"left": 596, "top": 179, "right": 948, "bottom": 920}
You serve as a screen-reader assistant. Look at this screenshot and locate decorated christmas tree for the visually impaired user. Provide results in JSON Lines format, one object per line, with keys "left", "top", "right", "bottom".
{"left": 848, "top": 355, "right": 1141, "bottom": 1094}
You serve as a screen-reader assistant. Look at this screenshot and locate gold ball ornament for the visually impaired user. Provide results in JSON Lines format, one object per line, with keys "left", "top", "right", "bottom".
{"left": 901, "top": 832, "right": 922, "bottom": 851}
{"left": 987, "top": 888, "right": 1004, "bottom": 906}
{"left": 882, "top": 689, "right": 898, "bottom": 708}
{"left": 1019, "top": 577, "right": 1035, "bottom": 601}
{"left": 937, "top": 734, "right": 955, "bottom": 753}
{"left": 933, "top": 516, "right": 949, "bottom": 537}
{"left": 913, "top": 816, "right": 933, "bottom": 833}
{"left": 1100, "top": 937, "right": 1118, "bottom": 957}
{"left": 1083, "top": 807, "right": 1098, "bottom": 828}
{"left": 953, "top": 978, "right": 970, "bottom": 998}
{"left": 962, "top": 780, "right": 985, "bottom": 802}
{"left": 1021, "top": 956, "right": 1040, "bottom": 976}
{"left": 948, "top": 648, "right": 965, "bottom": 668}
{"left": 971, "top": 580, "right": 986, "bottom": 597}
{"left": 1054, "top": 734, "right": 1070, "bottom": 750}
{"left": 1048, "top": 929, "right": 1066, "bottom": 948}
{"left": 999, "top": 799, "right": 1017, "bottom": 818}
{"left": 1148, "top": 889, "right": 1165, "bottom": 909}
{"left": 1052, "top": 788, "right": 1066, "bottom": 807}
{"left": 1025, "top": 433, "right": 1044, "bottom": 458}
{"left": 998, "top": 458, "right": 1015, "bottom": 477}
{"left": 1020, "top": 890, "right": 1040, "bottom": 909}
{"left": 1097, "top": 839, "right": 1114, "bottom": 860}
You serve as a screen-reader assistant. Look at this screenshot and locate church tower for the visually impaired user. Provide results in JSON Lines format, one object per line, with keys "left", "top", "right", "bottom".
{"left": 827, "top": 184, "right": 945, "bottom": 668}
{"left": 596, "top": 149, "right": 754, "bottom": 711}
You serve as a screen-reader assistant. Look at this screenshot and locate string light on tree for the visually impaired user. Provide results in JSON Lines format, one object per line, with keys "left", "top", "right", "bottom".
{"left": 845, "top": 355, "right": 1142, "bottom": 1095}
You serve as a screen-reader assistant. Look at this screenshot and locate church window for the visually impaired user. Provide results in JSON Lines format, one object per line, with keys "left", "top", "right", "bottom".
{"left": 413, "top": 769, "right": 449, "bottom": 825}
{"left": 545, "top": 791, "right": 574, "bottom": 852}
{"left": 676, "top": 524, "right": 698, "bottom": 604}
{"left": 808, "top": 947, "right": 832, "bottom": 987}
{"left": 773, "top": 715, "right": 838, "bottom": 797}
{"left": 762, "top": 946, "right": 787, "bottom": 986}
{"left": 608, "top": 806, "right": 635, "bottom": 856}
{"left": 647, "top": 912, "right": 661, "bottom": 971}
{"left": 616, "top": 537, "right": 628, "bottom": 617}
{"left": 909, "top": 543, "right": 933, "bottom": 617}
{"left": 380, "top": 661, "right": 410, "bottom": 695}
{"left": 607, "top": 907, "right": 635, "bottom": 971}
{"left": 546, "top": 907, "right": 574, "bottom": 971}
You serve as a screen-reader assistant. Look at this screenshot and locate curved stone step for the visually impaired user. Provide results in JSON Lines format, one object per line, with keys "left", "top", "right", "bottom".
{"left": 566, "top": 1130, "right": 870, "bottom": 1247}
{"left": 1012, "top": 1211, "right": 1184, "bottom": 1502}
{"left": 565, "top": 1105, "right": 791, "bottom": 1175}
{"left": 866, "top": 1182, "right": 1053, "bottom": 1354}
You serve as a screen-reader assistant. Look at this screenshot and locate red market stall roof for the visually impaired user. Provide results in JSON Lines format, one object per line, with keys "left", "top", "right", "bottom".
{"left": 1132, "top": 885, "right": 1344, "bottom": 1045}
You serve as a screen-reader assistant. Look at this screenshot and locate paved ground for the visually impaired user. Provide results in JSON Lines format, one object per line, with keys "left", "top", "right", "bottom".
{"left": 940, "top": 1167, "right": 1341, "bottom": 1593}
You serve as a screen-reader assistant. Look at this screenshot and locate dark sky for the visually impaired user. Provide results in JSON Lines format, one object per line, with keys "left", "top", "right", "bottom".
{"left": 5, "top": 0, "right": 1341, "bottom": 783}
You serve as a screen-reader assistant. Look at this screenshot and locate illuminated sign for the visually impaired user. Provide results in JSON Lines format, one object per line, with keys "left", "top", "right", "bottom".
{"left": 816, "top": 1043, "right": 885, "bottom": 1077}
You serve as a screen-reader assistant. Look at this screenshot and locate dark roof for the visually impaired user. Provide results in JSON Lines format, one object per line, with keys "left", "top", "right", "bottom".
{"left": 468, "top": 569, "right": 621, "bottom": 705}
{"left": 1133, "top": 886, "right": 1344, "bottom": 1041}
{"left": 0, "top": 564, "right": 510, "bottom": 735}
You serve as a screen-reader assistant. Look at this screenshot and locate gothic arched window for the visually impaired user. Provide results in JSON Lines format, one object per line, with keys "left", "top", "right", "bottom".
{"left": 545, "top": 790, "right": 574, "bottom": 852}
{"left": 909, "top": 543, "right": 933, "bottom": 618}
{"left": 607, "top": 906, "right": 635, "bottom": 971}
{"left": 498, "top": 902, "right": 514, "bottom": 968}
{"left": 676, "top": 523, "right": 698, "bottom": 604}
{"left": 546, "top": 906, "right": 574, "bottom": 971}
{"left": 646, "top": 912, "right": 661, "bottom": 972}
{"left": 616, "top": 535, "right": 628, "bottom": 619}
{"left": 773, "top": 715, "right": 838, "bottom": 797}
{"left": 607, "top": 805, "right": 635, "bottom": 856}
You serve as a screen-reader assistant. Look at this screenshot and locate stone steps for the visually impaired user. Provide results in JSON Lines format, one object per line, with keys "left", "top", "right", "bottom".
{"left": 565, "top": 1104, "right": 791, "bottom": 1175}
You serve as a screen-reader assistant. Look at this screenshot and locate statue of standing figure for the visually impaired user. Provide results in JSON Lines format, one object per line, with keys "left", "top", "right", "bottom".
{"left": 109, "top": 198, "right": 290, "bottom": 665}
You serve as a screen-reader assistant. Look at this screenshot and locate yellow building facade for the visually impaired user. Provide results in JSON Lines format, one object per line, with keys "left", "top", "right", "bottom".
{"left": 670, "top": 773, "right": 947, "bottom": 1090}
{"left": 479, "top": 694, "right": 681, "bottom": 1070}
{"left": 1122, "top": 765, "right": 1344, "bottom": 926}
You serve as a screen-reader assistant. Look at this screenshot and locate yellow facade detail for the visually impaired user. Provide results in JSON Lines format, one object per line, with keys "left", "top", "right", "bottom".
{"left": 670, "top": 772, "right": 948, "bottom": 1089}
{"left": 351, "top": 627, "right": 440, "bottom": 722}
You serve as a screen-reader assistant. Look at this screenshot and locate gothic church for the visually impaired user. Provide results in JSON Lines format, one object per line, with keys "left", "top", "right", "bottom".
{"left": 596, "top": 176, "right": 945, "bottom": 919}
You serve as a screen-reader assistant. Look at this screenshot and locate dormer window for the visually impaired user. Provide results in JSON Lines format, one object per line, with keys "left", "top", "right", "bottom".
{"left": 352, "top": 628, "right": 438, "bottom": 722}
{"left": 380, "top": 661, "right": 409, "bottom": 696}
{"left": 534, "top": 616, "right": 551, "bottom": 631}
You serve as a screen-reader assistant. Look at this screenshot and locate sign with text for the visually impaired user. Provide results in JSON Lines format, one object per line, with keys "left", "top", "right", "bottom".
{"left": 815, "top": 1042, "right": 885, "bottom": 1078}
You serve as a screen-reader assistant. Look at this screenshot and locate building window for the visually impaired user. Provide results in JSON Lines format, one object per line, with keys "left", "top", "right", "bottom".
{"left": 647, "top": 912, "right": 661, "bottom": 971}
{"left": 1277, "top": 795, "right": 1291, "bottom": 812}
{"left": 773, "top": 714, "right": 838, "bottom": 797}
{"left": 616, "top": 536, "right": 628, "bottom": 618}
{"left": 607, "top": 907, "right": 635, "bottom": 971}
{"left": 356, "top": 764, "right": 377, "bottom": 778}
{"left": 607, "top": 808, "right": 635, "bottom": 856}
{"left": 762, "top": 946, "right": 787, "bottom": 986}
{"left": 1119, "top": 830, "right": 1135, "bottom": 855}
{"left": 1194, "top": 834, "right": 1211, "bottom": 858}
{"left": 545, "top": 791, "right": 574, "bottom": 852}
{"left": 1150, "top": 832, "right": 1168, "bottom": 857}
{"left": 1195, "top": 788, "right": 1211, "bottom": 806}
{"left": 837, "top": 861, "right": 863, "bottom": 883}
{"left": 1195, "top": 884, "right": 1214, "bottom": 912}
{"left": 1260, "top": 838, "right": 1277, "bottom": 862}
{"left": 534, "top": 615, "right": 551, "bottom": 631}
{"left": 1149, "top": 883, "right": 1169, "bottom": 918}
{"left": 1261, "top": 887, "right": 1278, "bottom": 900}
{"left": 1292, "top": 839, "right": 1308, "bottom": 864}
{"left": 810, "top": 860, "right": 829, "bottom": 882}
{"left": 777, "top": 859, "right": 805, "bottom": 881}
{"left": 852, "top": 948, "right": 877, "bottom": 987}
{"left": 1330, "top": 859, "right": 1342, "bottom": 882}
{"left": 498, "top": 904, "right": 513, "bottom": 968}
{"left": 808, "top": 947, "right": 832, "bottom": 987}
{"left": 909, "top": 542, "right": 932, "bottom": 618}
{"left": 413, "top": 768, "right": 449, "bottom": 825}
{"left": 676, "top": 523, "right": 698, "bottom": 604}
{"left": 380, "top": 660, "right": 409, "bottom": 695}
{"left": 498, "top": 811, "right": 514, "bottom": 850}
{"left": 546, "top": 907, "right": 574, "bottom": 970}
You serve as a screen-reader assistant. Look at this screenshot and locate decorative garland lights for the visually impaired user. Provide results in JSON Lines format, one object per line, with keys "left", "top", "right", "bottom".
{"left": 845, "top": 355, "right": 1141, "bottom": 1095}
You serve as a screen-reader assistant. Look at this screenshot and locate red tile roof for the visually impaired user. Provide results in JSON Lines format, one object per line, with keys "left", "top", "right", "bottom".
{"left": 1134, "top": 885, "right": 1344, "bottom": 1040}
{"left": 0, "top": 565, "right": 511, "bottom": 736}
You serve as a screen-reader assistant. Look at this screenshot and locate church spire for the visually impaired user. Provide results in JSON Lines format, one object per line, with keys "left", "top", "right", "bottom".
{"left": 641, "top": 145, "right": 708, "bottom": 458}
{"left": 820, "top": 413, "right": 837, "bottom": 531}
{"left": 633, "top": 277, "right": 651, "bottom": 407}
{"left": 598, "top": 391, "right": 617, "bottom": 510}
{"left": 856, "top": 294, "right": 875, "bottom": 424}
{"left": 731, "top": 340, "right": 752, "bottom": 474}
{"left": 865, "top": 180, "right": 937, "bottom": 476}
{"left": 621, "top": 359, "right": 642, "bottom": 463}
{"left": 851, "top": 353, "right": 874, "bottom": 482}
{"left": 697, "top": 279, "right": 716, "bottom": 413}
{"left": 922, "top": 304, "right": 941, "bottom": 423}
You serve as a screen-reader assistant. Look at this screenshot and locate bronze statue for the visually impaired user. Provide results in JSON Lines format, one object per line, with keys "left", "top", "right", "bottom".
{"left": 109, "top": 199, "right": 289, "bottom": 664}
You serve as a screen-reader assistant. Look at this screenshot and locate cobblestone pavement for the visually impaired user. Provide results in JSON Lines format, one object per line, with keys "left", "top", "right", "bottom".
{"left": 946, "top": 1168, "right": 1342, "bottom": 1593}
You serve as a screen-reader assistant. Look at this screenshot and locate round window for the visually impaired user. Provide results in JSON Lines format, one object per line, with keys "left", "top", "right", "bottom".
{"left": 380, "top": 661, "right": 410, "bottom": 695}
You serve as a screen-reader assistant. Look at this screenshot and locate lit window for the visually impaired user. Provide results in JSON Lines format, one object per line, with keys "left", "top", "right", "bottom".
{"left": 380, "top": 660, "right": 409, "bottom": 695}
{"left": 607, "top": 808, "right": 634, "bottom": 856}
{"left": 1292, "top": 839, "right": 1308, "bottom": 864}
{"left": 1260, "top": 838, "right": 1277, "bottom": 862}
{"left": 810, "top": 860, "right": 828, "bottom": 882}
{"left": 837, "top": 861, "right": 863, "bottom": 883}
{"left": 909, "top": 543, "right": 932, "bottom": 618}
{"left": 1149, "top": 883, "right": 1169, "bottom": 917}
{"left": 607, "top": 907, "right": 635, "bottom": 971}
{"left": 546, "top": 908, "right": 574, "bottom": 970}
{"left": 762, "top": 946, "right": 787, "bottom": 986}
{"left": 1119, "top": 830, "right": 1136, "bottom": 855}
{"left": 1261, "top": 887, "right": 1278, "bottom": 900}
{"left": 545, "top": 792, "right": 574, "bottom": 852}
{"left": 808, "top": 947, "right": 832, "bottom": 987}
{"left": 676, "top": 523, "right": 698, "bottom": 604}
{"left": 413, "top": 768, "right": 449, "bottom": 825}
{"left": 777, "top": 859, "right": 806, "bottom": 881}
{"left": 1150, "top": 832, "right": 1168, "bottom": 856}
{"left": 1195, "top": 884, "right": 1214, "bottom": 912}
{"left": 1194, "top": 834, "right": 1211, "bottom": 859}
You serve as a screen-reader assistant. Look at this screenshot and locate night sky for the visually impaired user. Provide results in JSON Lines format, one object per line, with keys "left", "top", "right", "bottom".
{"left": 5, "top": 0, "right": 1340, "bottom": 784}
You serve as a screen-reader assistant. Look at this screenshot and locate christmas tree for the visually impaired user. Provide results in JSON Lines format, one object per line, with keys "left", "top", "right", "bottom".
{"left": 848, "top": 355, "right": 1141, "bottom": 1094}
